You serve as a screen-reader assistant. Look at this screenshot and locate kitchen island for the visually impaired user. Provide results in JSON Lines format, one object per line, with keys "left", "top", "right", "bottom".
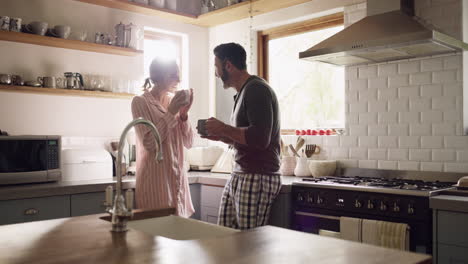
{"left": 0, "top": 210, "right": 431, "bottom": 264}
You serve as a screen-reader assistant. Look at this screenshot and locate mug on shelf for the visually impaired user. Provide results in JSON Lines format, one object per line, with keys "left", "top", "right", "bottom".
{"left": 0, "top": 16, "right": 10, "bottom": 31}
{"left": 38, "top": 76, "right": 62, "bottom": 88}
{"left": 9, "top": 17, "right": 21, "bottom": 32}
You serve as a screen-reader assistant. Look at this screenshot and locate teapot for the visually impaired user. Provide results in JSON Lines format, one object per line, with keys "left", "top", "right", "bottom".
{"left": 64, "top": 72, "right": 84, "bottom": 89}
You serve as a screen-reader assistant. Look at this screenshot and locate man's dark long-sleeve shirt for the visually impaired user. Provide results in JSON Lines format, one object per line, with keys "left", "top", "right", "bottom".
{"left": 231, "top": 76, "right": 280, "bottom": 175}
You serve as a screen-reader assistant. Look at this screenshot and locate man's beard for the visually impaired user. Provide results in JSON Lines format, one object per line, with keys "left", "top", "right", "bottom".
{"left": 221, "top": 67, "right": 230, "bottom": 89}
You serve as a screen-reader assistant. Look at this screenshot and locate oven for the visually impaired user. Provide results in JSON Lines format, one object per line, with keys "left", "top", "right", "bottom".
{"left": 291, "top": 185, "right": 433, "bottom": 253}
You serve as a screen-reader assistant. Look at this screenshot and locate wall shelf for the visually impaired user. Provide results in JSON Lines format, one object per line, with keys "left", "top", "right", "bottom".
{"left": 75, "top": 0, "right": 313, "bottom": 27}
{"left": 0, "top": 30, "right": 143, "bottom": 56}
{"left": 0, "top": 85, "right": 134, "bottom": 99}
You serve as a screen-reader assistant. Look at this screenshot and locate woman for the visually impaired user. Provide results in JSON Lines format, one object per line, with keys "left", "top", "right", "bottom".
{"left": 131, "top": 58, "right": 194, "bottom": 217}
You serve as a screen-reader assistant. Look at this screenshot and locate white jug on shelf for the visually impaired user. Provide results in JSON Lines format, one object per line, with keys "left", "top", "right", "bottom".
{"left": 127, "top": 23, "right": 143, "bottom": 50}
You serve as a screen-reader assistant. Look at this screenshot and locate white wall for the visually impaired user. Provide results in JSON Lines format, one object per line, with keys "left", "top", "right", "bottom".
{"left": 0, "top": 0, "right": 209, "bottom": 137}
{"left": 210, "top": 0, "right": 468, "bottom": 173}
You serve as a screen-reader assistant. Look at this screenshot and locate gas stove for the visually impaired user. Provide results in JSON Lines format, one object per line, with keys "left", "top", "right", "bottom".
{"left": 293, "top": 176, "right": 455, "bottom": 197}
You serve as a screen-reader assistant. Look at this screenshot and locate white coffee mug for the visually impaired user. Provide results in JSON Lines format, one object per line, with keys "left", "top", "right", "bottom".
{"left": 0, "top": 16, "right": 10, "bottom": 31}
{"left": 9, "top": 17, "right": 21, "bottom": 32}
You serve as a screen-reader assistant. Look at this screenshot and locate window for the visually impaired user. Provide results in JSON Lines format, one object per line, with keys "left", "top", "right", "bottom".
{"left": 258, "top": 13, "right": 345, "bottom": 133}
{"left": 144, "top": 30, "right": 186, "bottom": 89}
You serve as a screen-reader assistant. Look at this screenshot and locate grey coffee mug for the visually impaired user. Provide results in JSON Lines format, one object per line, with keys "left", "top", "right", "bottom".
{"left": 197, "top": 119, "right": 208, "bottom": 136}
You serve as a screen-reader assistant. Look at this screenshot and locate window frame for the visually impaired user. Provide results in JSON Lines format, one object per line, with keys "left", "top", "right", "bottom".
{"left": 257, "top": 12, "right": 344, "bottom": 135}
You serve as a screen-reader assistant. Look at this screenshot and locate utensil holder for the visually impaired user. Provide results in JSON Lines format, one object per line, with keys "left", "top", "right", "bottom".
{"left": 280, "top": 156, "right": 296, "bottom": 176}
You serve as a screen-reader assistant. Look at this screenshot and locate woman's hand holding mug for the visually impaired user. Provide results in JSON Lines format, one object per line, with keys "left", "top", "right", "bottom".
{"left": 168, "top": 89, "right": 190, "bottom": 116}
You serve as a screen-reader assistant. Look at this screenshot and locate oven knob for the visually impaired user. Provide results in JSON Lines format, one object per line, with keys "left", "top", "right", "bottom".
{"left": 393, "top": 203, "right": 400, "bottom": 212}
{"left": 379, "top": 202, "right": 387, "bottom": 211}
{"left": 367, "top": 200, "right": 374, "bottom": 210}
{"left": 307, "top": 195, "right": 314, "bottom": 203}
{"left": 408, "top": 205, "right": 415, "bottom": 215}
{"left": 354, "top": 200, "right": 362, "bottom": 208}
{"left": 297, "top": 194, "right": 304, "bottom": 202}
{"left": 316, "top": 196, "right": 323, "bottom": 205}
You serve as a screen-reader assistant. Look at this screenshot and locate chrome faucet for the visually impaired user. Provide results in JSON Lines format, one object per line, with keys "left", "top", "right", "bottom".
{"left": 105, "top": 117, "right": 163, "bottom": 232}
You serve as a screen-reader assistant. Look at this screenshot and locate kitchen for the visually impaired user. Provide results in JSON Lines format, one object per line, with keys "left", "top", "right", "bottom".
{"left": 0, "top": 0, "right": 467, "bottom": 263}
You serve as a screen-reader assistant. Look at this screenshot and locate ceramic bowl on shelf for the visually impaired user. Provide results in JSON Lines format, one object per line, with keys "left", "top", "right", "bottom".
{"left": 24, "top": 80, "right": 42, "bottom": 87}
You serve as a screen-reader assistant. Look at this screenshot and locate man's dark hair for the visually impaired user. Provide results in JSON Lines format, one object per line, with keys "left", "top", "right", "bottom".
{"left": 213, "top": 43, "right": 247, "bottom": 70}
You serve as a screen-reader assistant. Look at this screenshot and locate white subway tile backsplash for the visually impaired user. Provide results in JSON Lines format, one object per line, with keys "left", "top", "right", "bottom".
{"left": 432, "top": 150, "right": 456, "bottom": 162}
{"left": 368, "top": 149, "right": 387, "bottom": 160}
{"left": 347, "top": 90, "right": 359, "bottom": 102}
{"left": 378, "top": 136, "right": 398, "bottom": 148}
{"left": 388, "top": 124, "right": 409, "bottom": 136}
{"left": 457, "top": 151, "right": 468, "bottom": 161}
{"left": 421, "top": 136, "right": 443, "bottom": 149}
{"left": 378, "top": 112, "right": 398, "bottom": 124}
{"left": 444, "top": 55, "right": 462, "bottom": 70}
{"left": 388, "top": 149, "right": 409, "bottom": 161}
{"left": 349, "top": 79, "right": 368, "bottom": 91}
{"left": 368, "top": 77, "right": 388, "bottom": 89}
{"left": 324, "top": 136, "right": 340, "bottom": 147}
{"left": 421, "top": 162, "right": 443, "bottom": 172}
{"left": 369, "top": 101, "right": 388, "bottom": 112}
{"left": 378, "top": 88, "right": 398, "bottom": 100}
{"left": 398, "top": 86, "right": 420, "bottom": 98}
{"left": 409, "top": 72, "right": 432, "bottom": 85}
{"left": 433, "top": 70, "right": 457, "bottom": 84}
{"left": 359, "top": 89, "right": 378, "bottom": 101}
{"left": 359, "top": 136, "right": 378, "bottom": 148}
{"left": 421, "top": 58, "right": 443, "bottom": 72}
{"left": 445, "top": 136, "right": 468, "bottom": 149}
{"left": 359, "top": 160, "right": 377, "bottom": 169}
{"left": 358, "top": 65, "right": 378, "bottom": 79}
{"left": 409, "top": 98, "right": 431, "bottom": 112}
{"left": 409, "top": 149, "right": 432, "bottom": 161}
{"left": 399, "top": 136, "right": 421, "bottom": 148}
{"left": 432, "top": 97, "right": 456, "bottom": 110}
{"left": 420, "top": 84, "right": 442, "bottom": 97}
{"left": 339, "top": 159, "right": 359, "bottom": 168}
{"left": 369, "top": 125, "right": 388, "bottom": 136}
{"left": 346, "top": 67, "right": 358, "bottom": 79}
{"left": 305, "top": 136, "right": 323, "bottom": 145}
{"left": 378, "top": 160, "right": 398, "bottom": 170}
{"left": 349, "top": 102, "right": 368, "bottom": 113}
{"left": 443, "top": 83, "right": 462, "bottom": 97}
{"left": 445, "top": 163, "right": 468, "bottom": 173}
{"left": 349, "top": 125, "right": 368, "bottom": 136}
{"left": 399, "top": 112, "right": 420, "bottom": 123}
{"left": 359, "top": 112, "right": 377, "bottom": 125}
{"left": 433, "top": 123, "right": 456, "bottom": 136}
{"left": 421, "top": 111, "right": 443, "bottom": 123}
{"left": 388, "top": 99, "right": 409, "bottom": 112}
{"left": 398, "top": 161, "right": 420, "bottom": 171}
{"left": 340, "top": 136, "right": 358, "bottom": 148}
{"left": 398, "top": 61, "right": 420, "bottom": 74}
{"left": 410, "top": 124, "right": 432, "bottom": 136}
{"left": 350, "top": 148, "right": 368, "bottom": 159}
{"left": 378, "top": 64, "right": 398, "bottom": 76}
{"left": 346, "top": 112, "right": 359, "bottom": 125}
{"left": 389, "top": 75, "right": 409, "bottom": 87}
{"left": 331, "top": 148, "right": 349, "bottom": 159}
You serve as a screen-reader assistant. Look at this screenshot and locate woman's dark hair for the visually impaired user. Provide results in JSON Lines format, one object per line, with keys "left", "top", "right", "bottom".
{"left": 213, "top": 43, "right": 247, "bottom": 70}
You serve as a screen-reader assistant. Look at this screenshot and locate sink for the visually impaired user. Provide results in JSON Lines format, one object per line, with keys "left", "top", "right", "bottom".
{"left": 127, "top": 215, "right": 238, "bottom": 240}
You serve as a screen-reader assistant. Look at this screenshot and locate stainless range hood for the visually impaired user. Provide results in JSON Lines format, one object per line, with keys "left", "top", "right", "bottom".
{"left": 299, "top": 0, "right": 468, "bottom": 66}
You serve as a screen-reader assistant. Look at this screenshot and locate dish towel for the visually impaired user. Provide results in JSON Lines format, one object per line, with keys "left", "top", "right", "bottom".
{"left": 339, "top": 217, "right": 362, "bottom": 242}
{"left": 376, "top": 220, "right": 409, "bottom": 251}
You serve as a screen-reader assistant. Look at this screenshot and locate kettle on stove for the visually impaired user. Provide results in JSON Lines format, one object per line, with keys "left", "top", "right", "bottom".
{"left": 64, "top": 72, "right": 84, "bottom": 89}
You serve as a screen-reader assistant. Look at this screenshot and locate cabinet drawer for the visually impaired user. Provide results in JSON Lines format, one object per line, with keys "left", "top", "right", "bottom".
{"left": 438, "top": 244, "right": 468, "bottom": 264}
{"left": 201, "top": 206, "right": 219, "bottom": 224}
{"left": 438, "top": 210, "right": 468, "bottom": 247}
{"left": 0, "top": 195, "right": 70, "bottom": 225}
{"left": 71, "top": 192, "right": 107, "bottom": 217}
{"left": 201, "top": 185, "right": 224, "bottom": 208}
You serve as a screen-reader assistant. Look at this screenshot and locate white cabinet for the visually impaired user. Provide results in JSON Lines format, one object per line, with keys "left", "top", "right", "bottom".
{"left": 200, "top": 185, "right": 224, "bottom": 224}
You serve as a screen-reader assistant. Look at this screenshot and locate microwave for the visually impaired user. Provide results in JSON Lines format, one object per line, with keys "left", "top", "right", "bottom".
{"left": 0, "top": 135, "right": 61, "bottom": 185}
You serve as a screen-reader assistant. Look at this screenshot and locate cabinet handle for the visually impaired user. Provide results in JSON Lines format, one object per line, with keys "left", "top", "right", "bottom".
{"left": 24, "top": 208, "right": 39, "bottom": 215}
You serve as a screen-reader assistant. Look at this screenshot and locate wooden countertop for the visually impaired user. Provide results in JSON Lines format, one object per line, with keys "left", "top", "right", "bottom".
{"left": 0, "top": 211, "right": 431, "bottom": 264}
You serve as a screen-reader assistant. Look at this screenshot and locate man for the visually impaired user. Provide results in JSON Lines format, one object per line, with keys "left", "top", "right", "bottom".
{"left": 204, "top": 43, "right": 281, "bottom": 230}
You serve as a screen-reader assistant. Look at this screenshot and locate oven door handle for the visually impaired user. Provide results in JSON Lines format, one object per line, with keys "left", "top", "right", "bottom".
{"left": 295, "top": 211, "right": 340, "bottom": 221}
